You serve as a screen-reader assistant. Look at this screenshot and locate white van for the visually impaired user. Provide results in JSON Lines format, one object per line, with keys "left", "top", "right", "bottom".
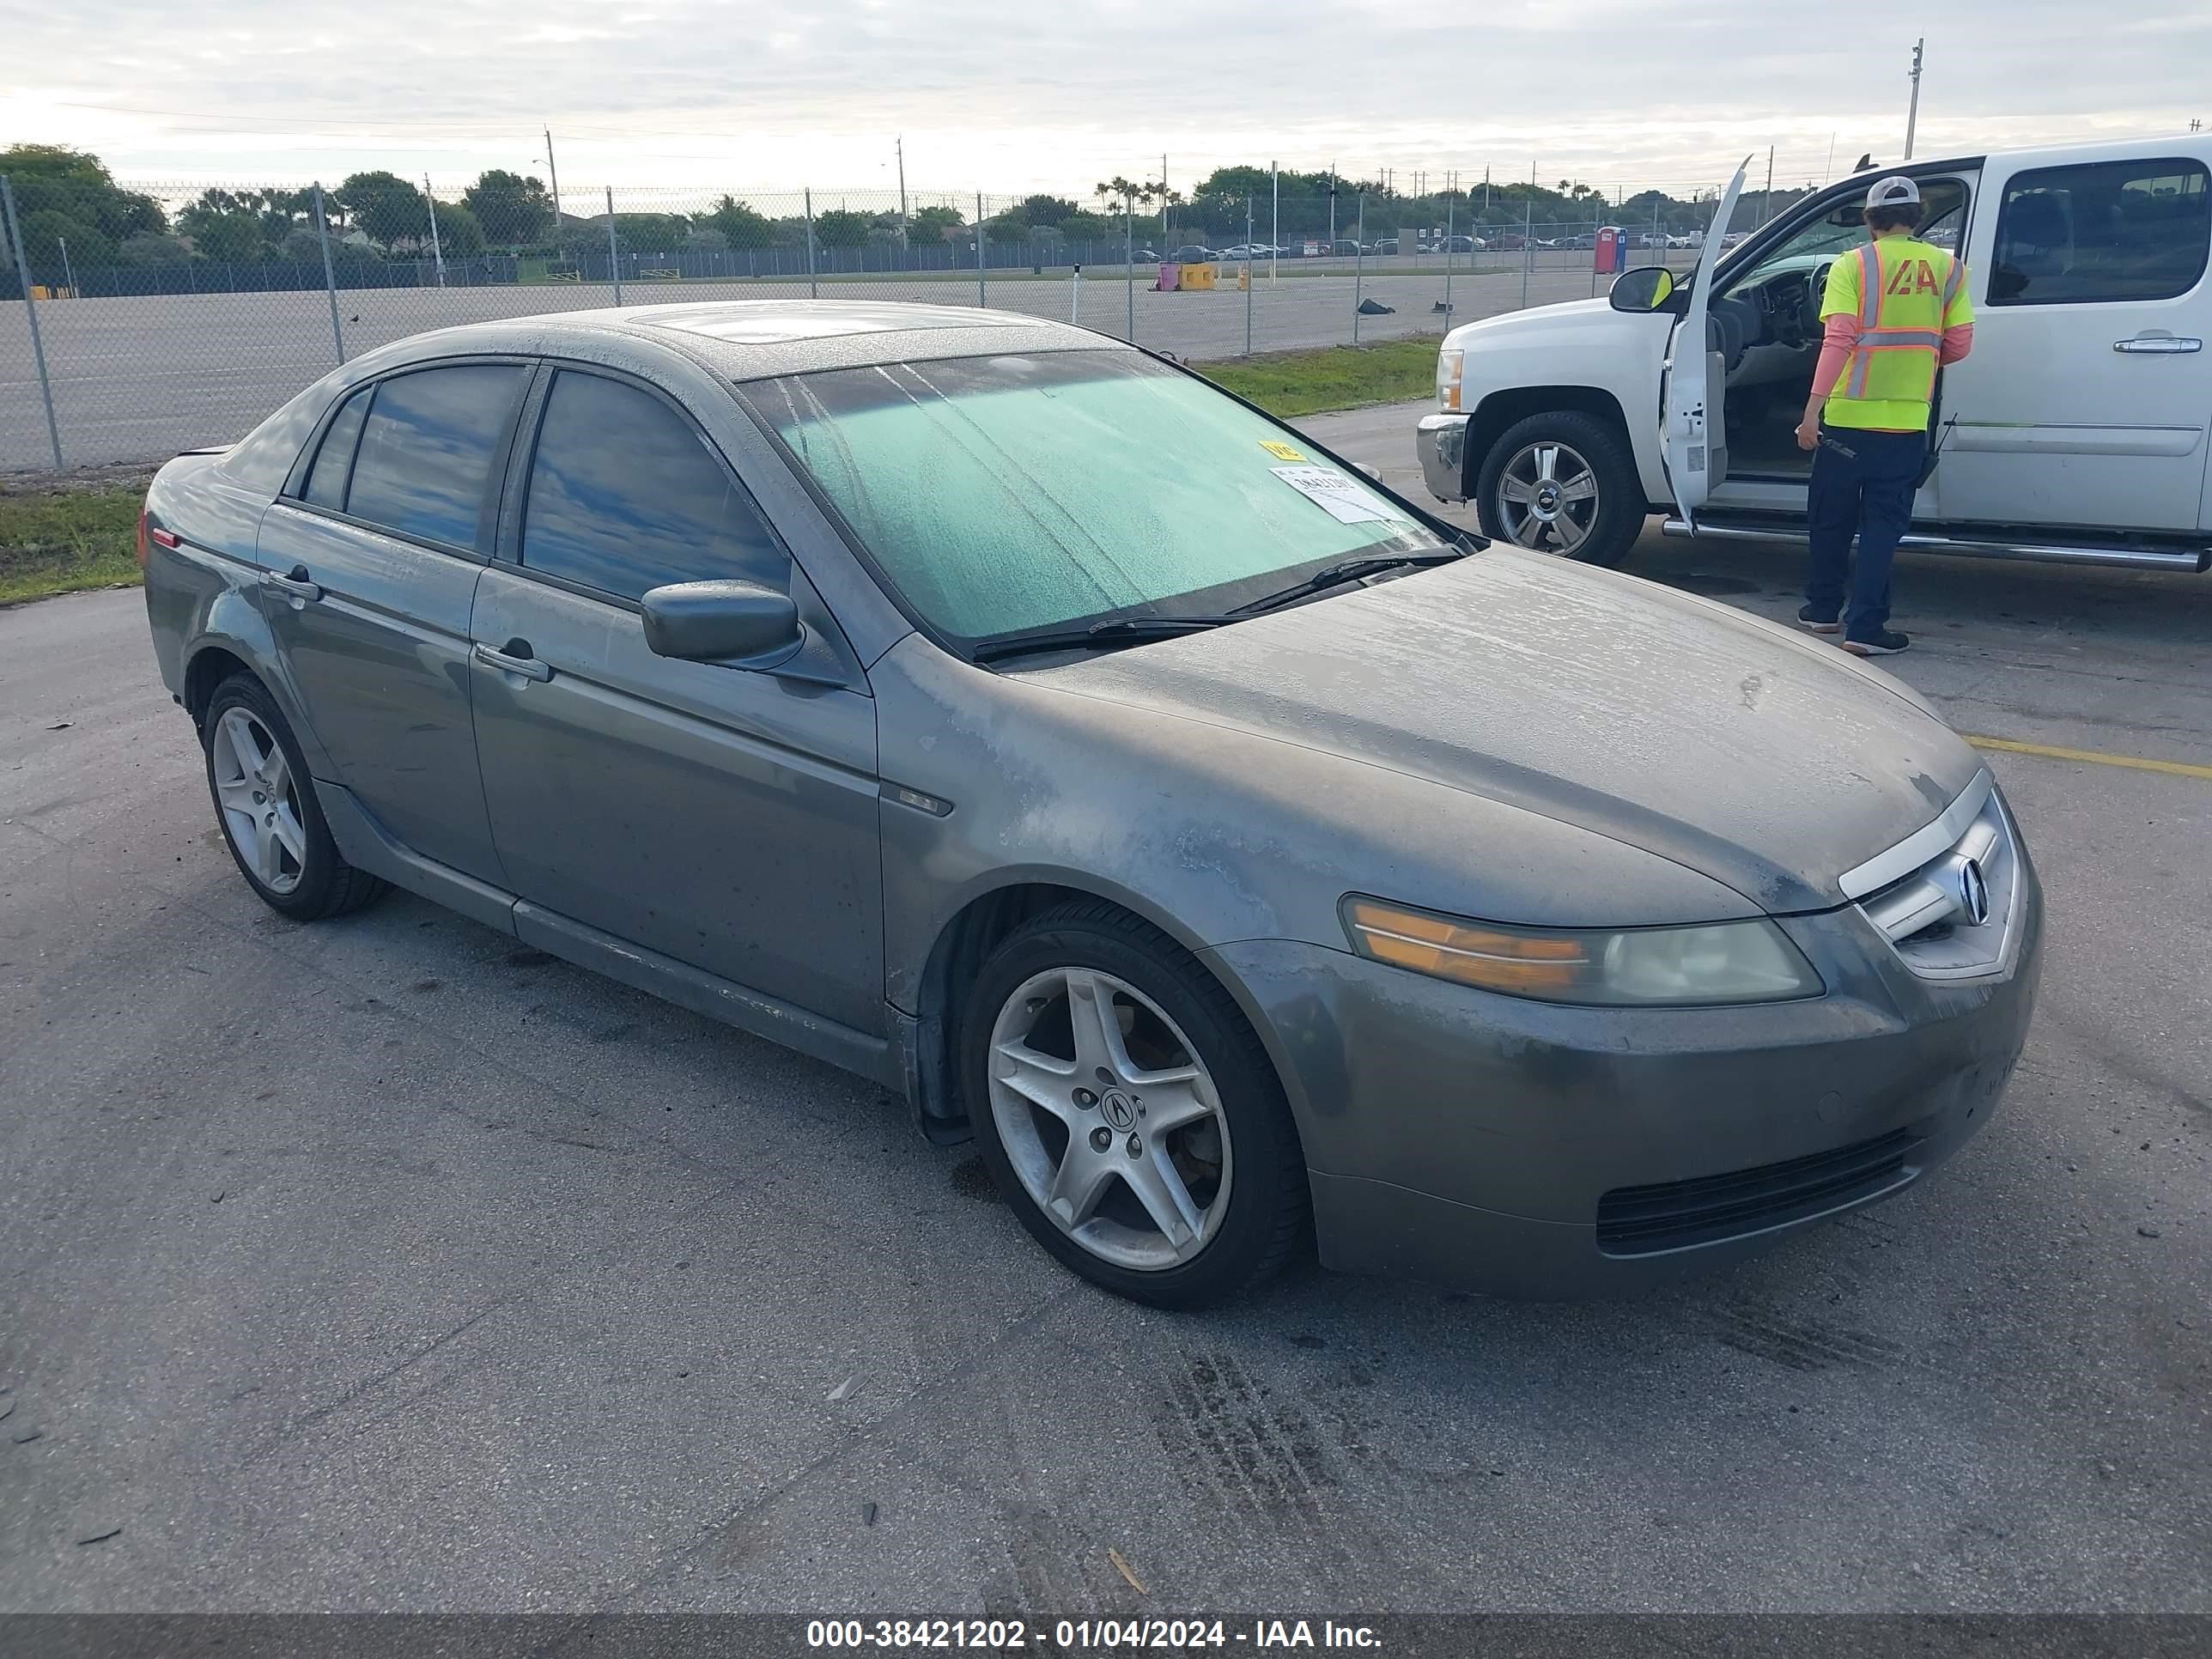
{"left": 1416, "top": 136, "right": 2212, "bottom": 574}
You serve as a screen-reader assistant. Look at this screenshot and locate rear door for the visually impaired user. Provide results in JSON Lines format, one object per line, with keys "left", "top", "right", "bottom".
{"left": 1661, "top": 158, "right": 1749, "bottom": 527}
{"left": 1936, "top": 146, "right": 2211, "bottom": 533}
{"left": 468, "top": 363, "right": 884, "bottom": 1034}
{"left": 255, "top": 361, "right": 529, "bottom": 884}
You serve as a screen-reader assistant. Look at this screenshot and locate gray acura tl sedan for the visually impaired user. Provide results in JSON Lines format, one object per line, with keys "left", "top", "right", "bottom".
{"left": 140, "top": 301, "right": 2041, "bottom": 1308}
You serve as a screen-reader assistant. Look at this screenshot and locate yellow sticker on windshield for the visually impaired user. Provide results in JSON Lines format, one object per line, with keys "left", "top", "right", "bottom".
{"left": 1258, "top": 440, "right": 1305, "bottom": 461}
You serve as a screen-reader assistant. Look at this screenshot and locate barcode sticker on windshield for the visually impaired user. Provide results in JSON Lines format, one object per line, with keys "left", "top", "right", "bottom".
{"left": 1270, "top": 465, "right": 1392, "bottom": 525}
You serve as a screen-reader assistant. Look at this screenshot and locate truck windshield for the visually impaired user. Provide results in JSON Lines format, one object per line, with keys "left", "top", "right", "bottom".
{"left": 750, "top": 349, "right": 1445, "bottom": 646}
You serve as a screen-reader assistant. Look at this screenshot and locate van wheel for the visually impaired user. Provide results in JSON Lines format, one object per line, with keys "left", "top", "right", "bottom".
{"left": 1475, "top": 410, "right": 1644, "bottom": 568}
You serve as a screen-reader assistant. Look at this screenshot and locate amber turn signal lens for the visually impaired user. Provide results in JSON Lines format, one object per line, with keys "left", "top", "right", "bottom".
{"left": 1343, "top": 898, "right": 1589, "bottom": 994}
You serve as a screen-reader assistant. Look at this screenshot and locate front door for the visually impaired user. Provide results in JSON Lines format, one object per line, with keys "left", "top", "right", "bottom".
{"left": 255, "top": 362, "right": 528, "bottom": 884}
{"left": 1937, "top": 148, "right": 2211, "bottom": 533}
{"left": 468, "top": 365, "right": 884, "bottom": 1035}
{"left": 1660, "top": 158, "right": 1749, "bottom": 527}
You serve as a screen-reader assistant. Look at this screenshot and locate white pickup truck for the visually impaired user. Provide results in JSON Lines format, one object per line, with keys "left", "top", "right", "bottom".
{"left": 1416, "top": 135, "right": 2212, "bottom": 574}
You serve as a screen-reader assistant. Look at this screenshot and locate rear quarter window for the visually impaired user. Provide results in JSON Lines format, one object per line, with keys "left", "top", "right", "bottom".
{"left": 1990, "top": 157, "right": 2209, "bottom": 305}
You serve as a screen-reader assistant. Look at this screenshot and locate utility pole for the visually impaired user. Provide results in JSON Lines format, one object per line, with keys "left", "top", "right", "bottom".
{"left": 422, "top": 174, "right": 446, "bottom": 287}
{"left": 896, "top": 136, "right": 908, "bottom": 241}
{"left": 1762, "top": 146, "right": 1775, "bottom": 228}
{"left": 1328, "top": 162, "right": 1337, "bottom": 248}
{"left": 1161, "top": 153, "right": 1169, "bottom": 236}
{"left": 1905, "top": 39, "right": 1924, "bottom": 160}
{"left": 544, "top": 128, "right": 562, "bottom": 232}
{"left": 1270, "top": 160, "right": 1279, "bottom": 283}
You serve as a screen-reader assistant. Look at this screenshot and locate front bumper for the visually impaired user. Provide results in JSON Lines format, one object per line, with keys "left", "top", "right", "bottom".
{"left": 1202, "top": 859, "right": 2043, "bottom": 1298}
{"left": 1416, "top": 412, "right": 1470, "bottom": 503}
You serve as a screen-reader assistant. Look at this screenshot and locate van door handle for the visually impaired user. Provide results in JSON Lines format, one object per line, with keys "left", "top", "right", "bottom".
{"left": 2112, "top": 336, "right": 2202, "bottom": 354}
{"left": 262, "top": 564, "right": 323, "bottom": 603}
{"left": 473, "top": 640, "right": 554, "bottom": 682}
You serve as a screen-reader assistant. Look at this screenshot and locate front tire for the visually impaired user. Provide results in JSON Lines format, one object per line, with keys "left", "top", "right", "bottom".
{"left": 1474, "top": 410, "right": 1645, "bottom": 568}
{"left": 202, "top": 674, "right": 389, "bottom": 921}
{"left": 960, "top": 902, "right": 1307, "bottom": 1309}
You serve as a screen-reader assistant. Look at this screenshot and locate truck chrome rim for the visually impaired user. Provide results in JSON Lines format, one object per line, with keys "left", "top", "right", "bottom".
{"left": 987, "top": 968, "right": 1231, "bottom": 1272}
{"left": 210, "top": 708, "right": 307, "bottom": 896}
{"left": 1498, "top": 441, "right": 1600, "bottom": 555}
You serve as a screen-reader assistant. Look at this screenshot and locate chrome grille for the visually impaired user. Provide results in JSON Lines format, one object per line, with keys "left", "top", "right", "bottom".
{"left": 1840, "top": 770, "right": 2021, "bottom": 981}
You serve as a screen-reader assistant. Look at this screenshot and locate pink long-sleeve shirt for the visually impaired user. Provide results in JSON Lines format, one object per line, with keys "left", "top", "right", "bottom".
{"left": 1811, "top": 313, "right": 1976, "bottom": 400}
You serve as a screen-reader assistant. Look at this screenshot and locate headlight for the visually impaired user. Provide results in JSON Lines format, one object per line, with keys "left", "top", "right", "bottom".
{"left": 1437, "top": 348, "right": 1463, "bottom": 411}
{"left": 1340, "top": 896, "right": 1822, "bottom": 1006}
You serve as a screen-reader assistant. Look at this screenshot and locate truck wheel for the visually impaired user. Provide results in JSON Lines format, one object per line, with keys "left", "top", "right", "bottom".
{"left": 1474, "top": 410, "right": 1644, "bottom": 568}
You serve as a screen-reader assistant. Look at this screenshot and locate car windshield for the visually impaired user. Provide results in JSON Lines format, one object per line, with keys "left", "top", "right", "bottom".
{"left": 751, "top": 349, "right": 1446, "bottom": 646}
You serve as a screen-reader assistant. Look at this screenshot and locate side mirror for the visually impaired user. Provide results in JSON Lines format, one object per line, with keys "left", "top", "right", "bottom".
{"left": 1608, "top": 265, "right": 1676, "bottom": 313}
{"left": 641, "top": 579, "right": 804, "bottom": 666}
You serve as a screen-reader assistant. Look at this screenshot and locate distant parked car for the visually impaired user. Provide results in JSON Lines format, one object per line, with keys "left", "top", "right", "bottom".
{"left": 1665, "top": 232, "right": 1700, "bottom": 249}
{"left": 1371, "top": 238, "right": 1399, "bottom": 254}
{"left": 1133, "top": 247, "right": 1161, "bottom": 263}
{"left": 1489, "top": 233, "right": 1528, "bottom": 252}
{"left": 1563, "top": 234, "right": 1596, "bottom": 251}
{"left": 1438, "top": 234, "right": 1479, "bottom": 252}
{"left": 1170, "top": 244, "right": 1215, "bottom": 263}
{"left": 1328, "top": 240, "right": 1362, "bottom": 257}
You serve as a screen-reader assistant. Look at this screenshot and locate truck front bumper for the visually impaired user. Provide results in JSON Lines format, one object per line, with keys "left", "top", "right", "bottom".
{"left": 1415, "top": 412, "right": 1470, "bottom": 503}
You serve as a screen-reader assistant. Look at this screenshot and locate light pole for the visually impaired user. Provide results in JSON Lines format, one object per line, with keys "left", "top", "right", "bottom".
{"left": 1905, "top": 39, "right": 1924, "bottom": 160}
{"left": 422, "top": 175, "right": 446, "bottom": 287}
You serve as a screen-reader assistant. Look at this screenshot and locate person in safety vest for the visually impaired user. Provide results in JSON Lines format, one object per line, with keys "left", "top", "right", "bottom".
{"left": 1792, "top": 175, "right": 1974, "bottom": 656}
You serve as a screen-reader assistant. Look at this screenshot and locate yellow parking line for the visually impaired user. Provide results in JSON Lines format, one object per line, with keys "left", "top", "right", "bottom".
{"left": 1962, "top": 734, "right": 2212, "bottom": 781}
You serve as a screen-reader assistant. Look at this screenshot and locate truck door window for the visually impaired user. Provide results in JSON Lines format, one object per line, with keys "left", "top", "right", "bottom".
{"left": 1990, "top": 159, "right": 2209, "bottom": 306}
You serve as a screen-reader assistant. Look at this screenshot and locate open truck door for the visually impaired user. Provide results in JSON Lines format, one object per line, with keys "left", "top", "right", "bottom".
{"left": 1661, "top": 158, "right": 1750, "bottom": 530}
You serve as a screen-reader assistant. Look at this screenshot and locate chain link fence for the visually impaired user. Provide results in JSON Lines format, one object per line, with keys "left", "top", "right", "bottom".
{"left": 1, "top": 173, "right": 1720, "bottom": 472}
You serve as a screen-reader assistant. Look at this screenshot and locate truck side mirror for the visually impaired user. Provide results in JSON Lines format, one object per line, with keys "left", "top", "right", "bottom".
{"left": 1608, "top": 266, "right": 1676, "bottom": 313}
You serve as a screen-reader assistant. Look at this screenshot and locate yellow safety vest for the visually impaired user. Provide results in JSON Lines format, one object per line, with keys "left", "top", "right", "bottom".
{"left": 1818, "top": 235, "right": 1973, "bottom": 432}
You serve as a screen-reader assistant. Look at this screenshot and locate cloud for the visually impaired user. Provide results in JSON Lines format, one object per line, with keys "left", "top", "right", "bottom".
{"left": 3, "top": 0, "right": 2203, "bottom": 196}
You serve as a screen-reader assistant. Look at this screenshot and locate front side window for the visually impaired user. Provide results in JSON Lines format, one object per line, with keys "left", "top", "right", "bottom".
{"left": 520, "top": 371, "right": 786, "bottom": 600}
{"left": 1722, "top": 179, "right": 1969, "bottom": 300}
{"left": 343, "top": 365, "right": 525, "bottom": 550}
{"left": 1990, "top": 158, "right": 2209, "bottom": 306}
{"left": 754, "top": 350, "right": 1443, "bottom": 644}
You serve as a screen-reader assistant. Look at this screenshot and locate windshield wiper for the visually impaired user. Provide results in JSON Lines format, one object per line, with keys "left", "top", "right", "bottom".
{"left": 970, "top": 614, "right": 1231, "bottom": 665}
{"left": 1231, "top": 550, "right": 1468, "bottom": 617}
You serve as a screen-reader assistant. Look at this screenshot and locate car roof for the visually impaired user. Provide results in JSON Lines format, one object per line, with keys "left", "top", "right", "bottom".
{"left": 356, "top": 300, "right": 1123, "bottom": 383}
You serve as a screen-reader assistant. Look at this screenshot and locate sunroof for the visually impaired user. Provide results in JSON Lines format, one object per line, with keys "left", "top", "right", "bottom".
{"left": 636, "top": 303, "right": 1004, "bottom": 344}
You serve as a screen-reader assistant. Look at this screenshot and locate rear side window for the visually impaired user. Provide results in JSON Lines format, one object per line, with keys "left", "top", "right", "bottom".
{"left": 302, "top": 386, "right": 370, "bottom": 509}
{"left": 1990, "top": 158, "right": 2209, "bottom": 306}
{"left": 343, "top": 365, "right": 525, "bottom": 549}
{"left": 520, "top": 370, "right": 786, "bottom": 600}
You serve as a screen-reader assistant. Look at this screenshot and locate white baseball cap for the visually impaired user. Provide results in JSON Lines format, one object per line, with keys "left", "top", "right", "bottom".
{"left": 1867, "top": 175, "right": 1922, "bottom": 207}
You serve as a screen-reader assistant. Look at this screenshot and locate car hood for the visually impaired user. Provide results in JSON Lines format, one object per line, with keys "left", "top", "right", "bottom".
{"left": 1444, "top": 295, "right": 1612, "bottom": 347}
{"left": 1023, "top": 550, "right": 1980, "bottom": 915}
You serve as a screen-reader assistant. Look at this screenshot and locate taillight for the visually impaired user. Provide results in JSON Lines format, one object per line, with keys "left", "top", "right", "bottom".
{"left": 138, "top": 509, "right": 178, "bottom": 566}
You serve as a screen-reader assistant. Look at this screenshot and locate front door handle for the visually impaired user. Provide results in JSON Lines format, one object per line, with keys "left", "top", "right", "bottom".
{"left": 473, "top": 640, "right": 554, "bottom": 683}
{"left": 262, "top": 563, "right": 323, "bottom": 603}
{"left": 2112, "top": 336, "right": 2203, "bottom": 354}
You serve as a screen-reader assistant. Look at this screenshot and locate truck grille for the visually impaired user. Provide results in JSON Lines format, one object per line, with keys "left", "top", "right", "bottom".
{"left": 1595, "top": 1127, "right": 1924, "bottom": 1256}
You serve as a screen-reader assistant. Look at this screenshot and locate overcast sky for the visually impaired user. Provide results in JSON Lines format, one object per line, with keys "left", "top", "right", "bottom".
{"left": 3, "top": 0, "right": 2204, "bottom": 204}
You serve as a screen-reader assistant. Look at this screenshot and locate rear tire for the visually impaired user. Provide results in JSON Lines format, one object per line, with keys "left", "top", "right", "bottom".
{"left": 960, "top": 901, "right": 1307, "bottom": 1309}
{"left": 1475, "top": 410, "right": 1645, "bottom": 568}
{"left": 201, "top": 674, "right": 389, "bottom": 922}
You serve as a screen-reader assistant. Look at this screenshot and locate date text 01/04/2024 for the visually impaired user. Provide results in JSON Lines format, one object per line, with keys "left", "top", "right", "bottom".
{"left": 804, "top": 1619, "right": 1383, "bottom": 1650}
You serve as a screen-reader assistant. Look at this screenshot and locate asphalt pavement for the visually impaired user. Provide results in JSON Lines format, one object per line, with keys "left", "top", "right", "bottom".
{"left": 0, "top": 259, "right": 1622, "bottom": 471}
{"left": 1, "top": 403, "right": 2206, "bottom": 1615}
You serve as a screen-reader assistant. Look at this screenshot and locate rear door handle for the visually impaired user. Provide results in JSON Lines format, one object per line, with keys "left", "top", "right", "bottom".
{"left": 2112, "top": 336, "right": 2202, "bottom": 354}
{"left": 473, "top": 640, "right": 554, "bottom": 683}
{"left": 262, "top": 564, "right": 323, "bottom": 603}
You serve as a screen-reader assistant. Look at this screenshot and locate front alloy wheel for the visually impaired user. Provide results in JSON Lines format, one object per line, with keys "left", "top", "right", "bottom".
{"left": 987, "top": 967, "right": 1232, "bottom": 1270}
{"left": 961, "top": 902, "right": 1307, "bottom": 1307}
{"left": 1495, "top": 440, "right": 1601, "bottom": 556}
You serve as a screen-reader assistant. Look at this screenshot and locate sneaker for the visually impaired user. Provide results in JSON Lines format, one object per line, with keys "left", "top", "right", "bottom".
{"left": 1796, "top": 604, "right": 1841, "bottom": 635}
{"left": 1841, "top": 629, "right": 1910, "bottom": 657}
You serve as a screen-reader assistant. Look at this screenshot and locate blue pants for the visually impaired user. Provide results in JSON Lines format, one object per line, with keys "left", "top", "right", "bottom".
{"left": 1806, "top": 426, "right": 1925, "bottom": 641}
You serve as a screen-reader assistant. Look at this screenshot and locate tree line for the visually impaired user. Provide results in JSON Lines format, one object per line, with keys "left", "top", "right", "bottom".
{"left": 1, "top": 144, "right": 1817, "bottom": 278}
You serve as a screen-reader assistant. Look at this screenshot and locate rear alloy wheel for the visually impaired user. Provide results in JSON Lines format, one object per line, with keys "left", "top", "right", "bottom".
{"left": 1476, "top": 410, "right": 1644, "bottom": 568}
{"left": 202, "top": 675, "right": 388, "bottom": 921}
{"left": 962, "top": 902, "right": 1306, "bottom": 1307}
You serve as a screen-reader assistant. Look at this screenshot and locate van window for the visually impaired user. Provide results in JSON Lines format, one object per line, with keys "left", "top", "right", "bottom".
{"left": 343, "top": 365, "right": 526, "bottom": 549}
{"left": 1990, "top": 158, "right": 2209, "bottom": 306}
{"left": 519, "top": 370, "right": 787, "bottom": 600}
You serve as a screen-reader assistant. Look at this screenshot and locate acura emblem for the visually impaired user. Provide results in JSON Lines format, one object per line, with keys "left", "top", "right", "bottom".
{"left": 1943, "top": 854, "right": 1990, "bottom": 927}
